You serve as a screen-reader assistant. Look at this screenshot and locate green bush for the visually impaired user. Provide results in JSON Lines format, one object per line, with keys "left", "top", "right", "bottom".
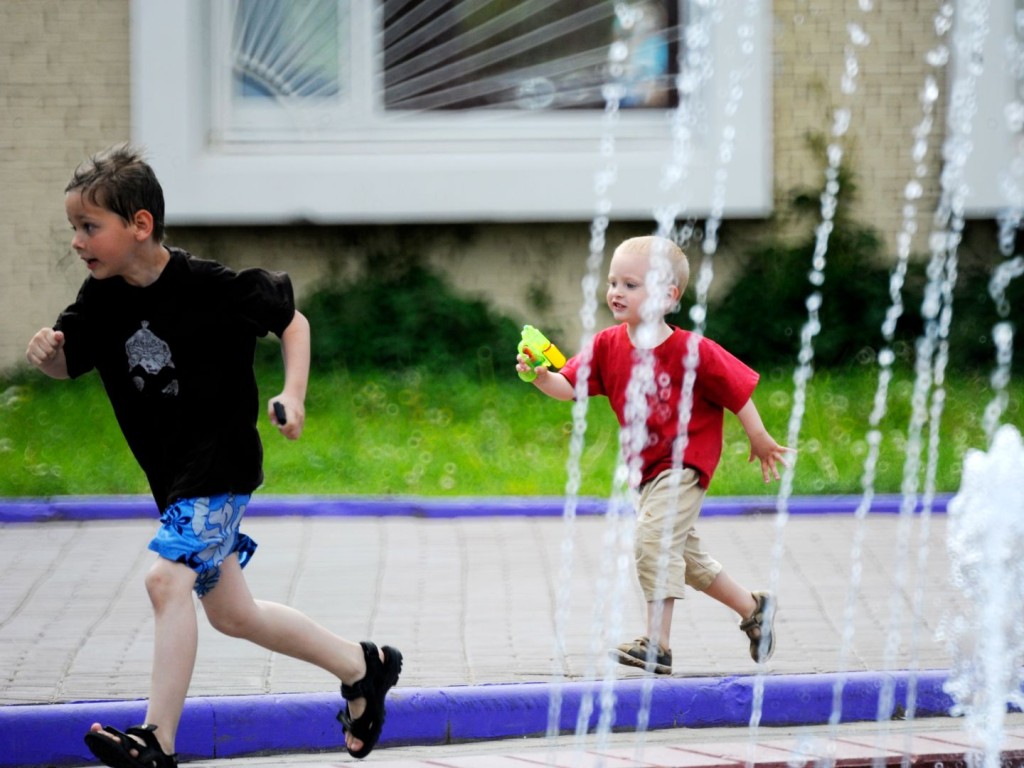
{"left": 938, "top": 234, "right": 1024, "bottom": 371}
{"left": 703, "top": 140, "right": 1022, "bottom": 374}
{"left": 702, "top": 221, "right": 893, "bottom": 369}
{"left": 299, "top": 254, "right": 522, "bottom": 376}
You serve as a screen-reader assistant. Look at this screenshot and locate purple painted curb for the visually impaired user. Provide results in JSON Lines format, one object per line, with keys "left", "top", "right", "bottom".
{"left": 0, "top": 494, "right": 952, "bottom": 523}
{"left": 0, "top": 671, "right": 967, "bottom": 767}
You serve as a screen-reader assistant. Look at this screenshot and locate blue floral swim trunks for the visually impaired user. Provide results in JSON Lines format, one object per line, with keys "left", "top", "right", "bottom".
{"left": 148, "top": 492, "right": 258, "bottom": 597}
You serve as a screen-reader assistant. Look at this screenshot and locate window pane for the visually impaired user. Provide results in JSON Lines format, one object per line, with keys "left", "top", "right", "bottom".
{"left": 136, "top": 1, "right": 773, "bottom": 221}
{"left": 1017, "top": 1, "right": 1024, "bottom": 108}
{"left": 381, "top": 0, "right": 678, "bottom": 111}
{"left": 231, "top": 0, "right": 344, "bottom": 101}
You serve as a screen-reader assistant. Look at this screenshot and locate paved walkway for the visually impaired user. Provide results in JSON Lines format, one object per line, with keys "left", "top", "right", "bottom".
{"left": 189, "top": 717, "right": 1024, "bottom": 767}
{"left": 2, "top": 500, "right": 1020, "bottom": 767}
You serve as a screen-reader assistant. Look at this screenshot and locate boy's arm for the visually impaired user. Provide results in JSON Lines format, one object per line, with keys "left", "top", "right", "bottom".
{"left": 270, "top": 310, "right": 310, "bottom": 440}
{"left": 736, "top": 398, "right": 794, "bottom": 483}
{"left": 26, "top": 328, "right": 70, "bottom": 379}
{"left": 516, "top": 354, "right": 575, "bottom": 400}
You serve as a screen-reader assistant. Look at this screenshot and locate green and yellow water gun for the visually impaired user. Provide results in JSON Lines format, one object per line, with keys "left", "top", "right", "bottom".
{"left": 517, "top": 325, "right": 566, "bottom": 382}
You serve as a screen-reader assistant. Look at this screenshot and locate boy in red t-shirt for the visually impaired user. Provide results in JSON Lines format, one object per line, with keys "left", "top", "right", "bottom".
{"left": 517, "top": 235, "right": 792, "bottom": 674}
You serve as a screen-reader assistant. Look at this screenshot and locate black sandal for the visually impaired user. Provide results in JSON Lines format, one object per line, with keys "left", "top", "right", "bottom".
{"left": 337, "top": 641, "right": 403, "bottom": 759}
{"left": 84, "top": 724, "right": 177, "bottom": 768}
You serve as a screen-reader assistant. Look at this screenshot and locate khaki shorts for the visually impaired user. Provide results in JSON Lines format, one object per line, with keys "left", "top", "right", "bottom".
{"left": 634, "top": 468, "right": 721, "bottom": 601}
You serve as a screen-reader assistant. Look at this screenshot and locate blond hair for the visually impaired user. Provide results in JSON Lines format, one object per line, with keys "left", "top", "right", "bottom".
{"left": 614, "top": 235, "right": 689, "bottom": 294}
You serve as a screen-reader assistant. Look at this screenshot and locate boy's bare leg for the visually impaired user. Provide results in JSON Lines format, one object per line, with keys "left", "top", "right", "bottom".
{"left": 200, "top": 555, "right": 373, "bottom": 752}
{"left": 88, "top": 557, "right": 199, "bottom": 756}
{"left": 702, "top": 571, "right": 758, "bottom": 618}
{"left": 646, "top": 597, "right": 675, "bottom": 652}
{"left": 144, "top": 558, "right": 200, "bottom": 751}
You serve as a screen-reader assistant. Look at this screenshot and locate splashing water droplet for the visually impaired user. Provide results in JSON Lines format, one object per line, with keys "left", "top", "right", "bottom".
{"left": 926, "top": 46, "right": 950, "bottom": 67}
{"left": 602, "top": 83, "right": 626, "bottom": 102}
{"left": 992, "top": 321, "right": 1014, "bottom": 347}
{"left": 847, "top": 23, "right": 870, "bottom": 46}
{"left": 516, "top": 78, "right": 556, "bottom": 110}
{"left": 945, "top": 426, "right": 1024, "bottom": 760}
{"left": 1004, "top": 102, "right": 1024, "bottom": 133}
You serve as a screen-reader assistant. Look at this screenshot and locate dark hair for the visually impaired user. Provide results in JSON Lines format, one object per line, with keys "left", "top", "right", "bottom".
{"left": 65, "top": 144, "right": 166, "bottom": 242}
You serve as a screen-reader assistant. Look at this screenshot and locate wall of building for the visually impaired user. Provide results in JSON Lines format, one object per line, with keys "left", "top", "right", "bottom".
{"left": 0, "top": 1, "right": 950, "bottom": 372}
{"left": 1, "top": 2, "right": 132, "bottom": 372}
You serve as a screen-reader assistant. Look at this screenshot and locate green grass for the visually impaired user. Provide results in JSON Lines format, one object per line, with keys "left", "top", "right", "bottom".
{"left": 0, "top": 362, "right": 1019, "bottom": 500}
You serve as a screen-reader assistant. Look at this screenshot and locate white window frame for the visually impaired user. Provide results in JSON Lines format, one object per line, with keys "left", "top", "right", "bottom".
{"left": 130, "top": 1, "right": 773, "bottom": 225}
{"left": 960, "top": 0, "right": 1024, "bottom": 215}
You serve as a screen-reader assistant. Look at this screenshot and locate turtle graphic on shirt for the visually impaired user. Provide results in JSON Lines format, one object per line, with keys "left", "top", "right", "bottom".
{"left": 125, "top": 321, "right": 178, "bottom": 394}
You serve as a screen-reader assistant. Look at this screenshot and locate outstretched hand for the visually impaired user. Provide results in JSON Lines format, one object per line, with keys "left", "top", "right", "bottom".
{"left": 748, "top": 434, "right": 795, "bottom": 484}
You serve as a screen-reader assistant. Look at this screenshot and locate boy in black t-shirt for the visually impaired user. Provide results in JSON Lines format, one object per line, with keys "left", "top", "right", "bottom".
{"left": 26, "top": 145, "right": 400, "bottom": 765}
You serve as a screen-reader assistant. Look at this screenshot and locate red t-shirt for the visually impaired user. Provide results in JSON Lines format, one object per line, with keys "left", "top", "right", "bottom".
{"left": 560, "top": 324, "right": 759, "bottom": 489}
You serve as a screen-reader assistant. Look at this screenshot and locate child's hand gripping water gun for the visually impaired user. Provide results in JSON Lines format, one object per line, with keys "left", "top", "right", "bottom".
{"left": 517, "top": 325, "right": 566, "bottom": 382}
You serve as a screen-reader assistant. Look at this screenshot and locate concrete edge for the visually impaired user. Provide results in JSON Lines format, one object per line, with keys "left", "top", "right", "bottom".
{"left": 0, "top": 670, "right": 970, "bottom": 767}
{"left": 0, "top": 494, "right": 953, "bottom": 523}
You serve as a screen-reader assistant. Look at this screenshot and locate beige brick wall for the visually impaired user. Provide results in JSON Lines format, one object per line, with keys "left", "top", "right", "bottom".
{"left": 0, "top": 1, "right": 953, "bottom": 372}
{"left": 772, "top": 1, "right": 945, "bottom": 240}
{"left": 1, "top": 0, "right": 131, "bottom": 372}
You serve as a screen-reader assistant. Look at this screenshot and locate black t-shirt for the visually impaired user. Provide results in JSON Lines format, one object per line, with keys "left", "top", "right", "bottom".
{"left": 55, "top": 247, "right": 295, "bottom": 511}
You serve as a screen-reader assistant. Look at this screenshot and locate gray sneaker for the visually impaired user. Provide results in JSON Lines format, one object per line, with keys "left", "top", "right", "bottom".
{"left": 740, "top": 590, "right": 776, "bottom": 663}
{"left": 611, "top": 636, "right": 672, "bottom": 675}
